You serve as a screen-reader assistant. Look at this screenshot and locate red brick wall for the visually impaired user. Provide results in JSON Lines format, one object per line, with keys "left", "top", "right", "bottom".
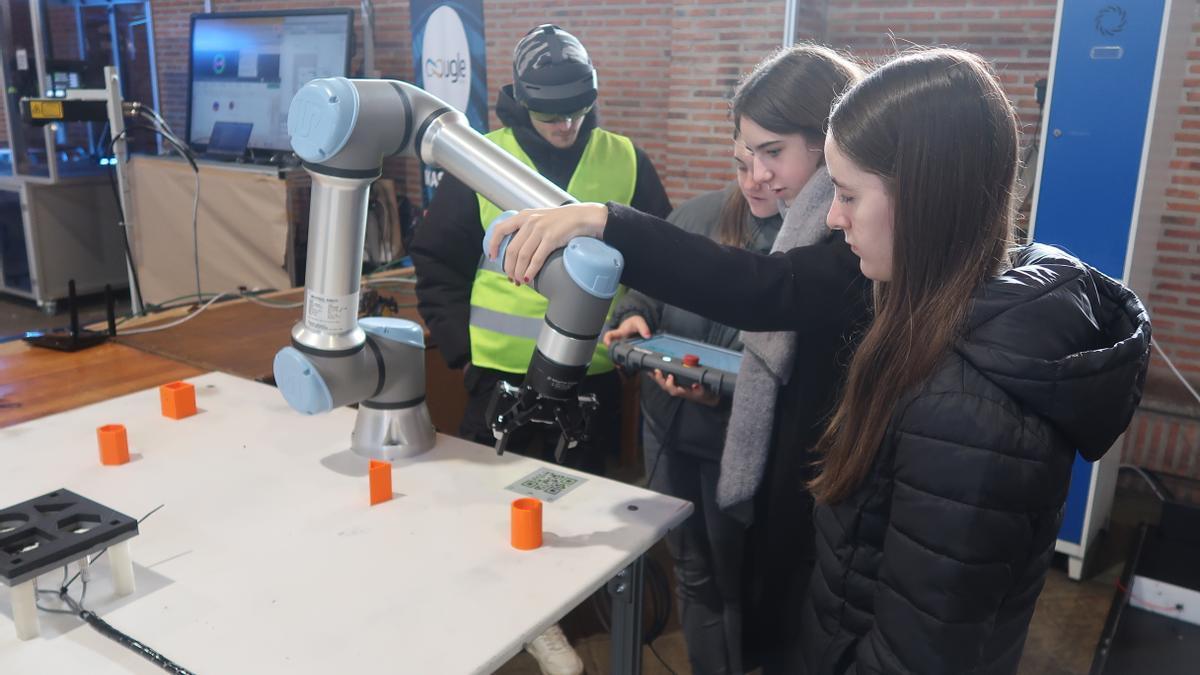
{"left": 1125, "top": 14, "right": 1200, "bottom": 490}
{"left": 825, "top": 0, "right": 1057, "bottom": 157}
{"left": 1149, "top": 20, "right": 1200, "bottom": 394}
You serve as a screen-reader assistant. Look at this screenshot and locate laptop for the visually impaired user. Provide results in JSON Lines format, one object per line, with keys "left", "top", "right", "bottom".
{"left": 203, "top": 121, "right": 253, "bottom": 161}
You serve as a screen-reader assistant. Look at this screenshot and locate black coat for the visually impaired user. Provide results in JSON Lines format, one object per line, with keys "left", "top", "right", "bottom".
{"left": 410, "top": 86, "right": 673, "bottom": 369}
{"left": 603, "top": 206, "right": 1151, "bottom": 673}
{"left": 797, "top": 245, "right": 1150, "bottom": 674}
{"left": 603, "top": 203, "right": 872, "bottom": 671}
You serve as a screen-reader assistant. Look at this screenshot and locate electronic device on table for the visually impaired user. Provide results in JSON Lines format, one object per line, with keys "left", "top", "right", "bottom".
{"left": 609, "top": 334, "right": 742, "bottom": 397}
{"left": 186, "top": 9, "right": 354, "bottom": 161}
{"left": 201, "top": 121, "right": 253, "bottom": 161}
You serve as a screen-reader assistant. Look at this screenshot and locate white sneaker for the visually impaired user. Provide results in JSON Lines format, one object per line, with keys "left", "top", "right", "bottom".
{"left": 524, "top": 623, "right": 584, "bottom": 675}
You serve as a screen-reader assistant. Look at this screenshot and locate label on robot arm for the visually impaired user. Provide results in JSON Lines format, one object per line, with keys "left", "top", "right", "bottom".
{"left": 304, "top": 290, "right": 360, "bottom": 333}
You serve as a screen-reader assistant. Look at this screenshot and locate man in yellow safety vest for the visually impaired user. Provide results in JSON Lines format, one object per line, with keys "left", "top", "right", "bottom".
{"left": 412, "top": 23, "right": 671, "bottom": 474}
{"left": 411, "top": 26, "right": 671, "bottom": 674}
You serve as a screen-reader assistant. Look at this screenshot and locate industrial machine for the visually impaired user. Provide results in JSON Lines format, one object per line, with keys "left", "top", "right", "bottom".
{"left": 0, "top": 0, "right": 160, "bottom": 312}
{"left": 273, "top": 77, "right": 621, "bottom": 461}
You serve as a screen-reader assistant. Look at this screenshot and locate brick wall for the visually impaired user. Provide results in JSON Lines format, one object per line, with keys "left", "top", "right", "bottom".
{"left": 1130, "top": 10, "right": 1200, "bottom": 490}
{"left": 825, "top": 0, "right": 1057, "bottom": 163}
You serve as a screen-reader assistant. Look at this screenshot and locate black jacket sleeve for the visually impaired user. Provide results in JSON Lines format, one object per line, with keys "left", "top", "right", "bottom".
{"left": 409, "top": 173, "right": 482, "bottom": 369}
{"left": 629, "top": 148, "right": 673, "bottom": 219}
{"left": 603, "top": 203, "right": 868, "bottom": 333}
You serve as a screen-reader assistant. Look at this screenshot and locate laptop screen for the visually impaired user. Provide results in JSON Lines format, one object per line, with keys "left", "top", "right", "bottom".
{"left": 206, "top": 121, "right": 253, "bottom": 157}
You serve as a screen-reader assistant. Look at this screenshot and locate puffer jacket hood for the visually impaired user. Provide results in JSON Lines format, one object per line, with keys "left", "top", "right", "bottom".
{"left": 957, "top": 243, "right": 1151, "bottom": 461}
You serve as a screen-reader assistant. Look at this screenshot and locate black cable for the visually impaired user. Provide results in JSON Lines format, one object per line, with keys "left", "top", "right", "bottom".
{"left": 37, "top": 547, "right": 194, "bottom": 675}
{"left": 107, "top": 122, "right": 204, "bottom": 303}
{"left": 79, "top": 610, "right": 196, "bottom": 675}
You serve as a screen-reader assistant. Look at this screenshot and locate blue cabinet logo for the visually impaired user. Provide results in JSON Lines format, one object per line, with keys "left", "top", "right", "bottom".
{"left": 1095, "top": 5, "right": 1127, "bottom": 37}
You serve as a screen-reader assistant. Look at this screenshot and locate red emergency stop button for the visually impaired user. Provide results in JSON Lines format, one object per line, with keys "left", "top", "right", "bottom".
{"left": 682, "top": 354, "right": 700, "bottom": 367}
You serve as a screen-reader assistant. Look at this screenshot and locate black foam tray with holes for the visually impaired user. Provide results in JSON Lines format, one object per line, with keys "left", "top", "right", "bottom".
{"left": 0, "top": 488, "right": 138, "bottom": 586}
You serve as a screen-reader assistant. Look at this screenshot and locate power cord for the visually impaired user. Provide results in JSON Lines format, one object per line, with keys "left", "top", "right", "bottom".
{"left": 33, "top": 505, "right": 192, "bottom": 674}
{"left": 1152, "top": 338, "right": 1200, "bottom": 409}
{"left": 107, "top": 104, "right": 204, "bottom": 306}
{"left": 132, "top": 107, "right": 203, "bottom": 303}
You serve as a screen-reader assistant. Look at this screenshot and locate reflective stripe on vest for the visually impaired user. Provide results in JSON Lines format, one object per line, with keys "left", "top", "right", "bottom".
{"left": 470, "top": 127, "right": 636, "bottom": 374}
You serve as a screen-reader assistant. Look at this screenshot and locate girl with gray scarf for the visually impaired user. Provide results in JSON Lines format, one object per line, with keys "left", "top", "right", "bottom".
{"left": 603, "top": 46, "right": 870, "bottom": 674}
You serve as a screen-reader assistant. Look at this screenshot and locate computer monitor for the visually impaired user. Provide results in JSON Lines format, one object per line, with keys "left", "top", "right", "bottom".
{"left": 186, "top": 10, "right": 353, "bottom": 156}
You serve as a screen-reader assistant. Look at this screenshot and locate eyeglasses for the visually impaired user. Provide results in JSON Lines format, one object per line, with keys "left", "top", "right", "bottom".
{"left": 527, "top": 105, "right": 593, "bottom": 124}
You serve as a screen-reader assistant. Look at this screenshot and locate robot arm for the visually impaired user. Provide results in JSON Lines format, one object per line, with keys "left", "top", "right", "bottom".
{"left": 274, "top": 77, "right": 622, "bottom": 461}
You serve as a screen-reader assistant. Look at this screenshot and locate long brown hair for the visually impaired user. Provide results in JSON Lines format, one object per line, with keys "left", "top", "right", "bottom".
{"left": 716, "top": 182, "right": 754, "bottom": 247}
{"left": 716, "top": 129, "right": 755, "bottom": 247}
{"left": 731, "top": 43, "right": 864, "bottom": 148}
{"left": 721, "top": 44, "right": 863, "bottom": 247}
{"left": 809, "top": 48, "right": 1019, "bottom": 504}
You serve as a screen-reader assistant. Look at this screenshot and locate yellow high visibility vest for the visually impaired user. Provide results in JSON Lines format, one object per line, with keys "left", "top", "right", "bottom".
{"left": 470, "top": 127, "right": 636, "bottom": 374}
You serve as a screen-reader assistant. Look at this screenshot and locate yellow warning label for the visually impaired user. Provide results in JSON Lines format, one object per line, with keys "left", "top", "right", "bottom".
{"left": 30, "top": 100, "right": 64, "bottom": 119}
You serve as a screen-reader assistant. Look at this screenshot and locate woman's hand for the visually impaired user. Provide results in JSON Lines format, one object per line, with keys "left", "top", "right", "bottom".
{"left": 486, "top": 203, "right": 609, "bottom": 284}
{"left": 651, "top": 369, "right": 720, "bottom": 407}
{"left": 603, "top": 315, "right": 652, "bottom": 347}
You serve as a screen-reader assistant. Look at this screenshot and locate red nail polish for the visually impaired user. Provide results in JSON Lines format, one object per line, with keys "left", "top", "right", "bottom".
{"left": 523, "top": 276, "right": 530, "bottom": 283}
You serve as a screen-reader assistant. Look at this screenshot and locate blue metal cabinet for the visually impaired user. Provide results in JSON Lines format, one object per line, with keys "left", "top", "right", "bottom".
{"left": 1029, "top": 0, "right": 1187, "bottom": 579}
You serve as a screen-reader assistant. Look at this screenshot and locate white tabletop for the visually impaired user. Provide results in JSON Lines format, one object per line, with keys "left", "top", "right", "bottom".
{"left": 0, "top": 372, "right": 691, "bottom": 674}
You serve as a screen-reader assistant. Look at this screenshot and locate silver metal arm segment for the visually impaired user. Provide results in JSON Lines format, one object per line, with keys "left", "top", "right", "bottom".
{"left": 276, "top": 77, "right": 621, "bottom": 463}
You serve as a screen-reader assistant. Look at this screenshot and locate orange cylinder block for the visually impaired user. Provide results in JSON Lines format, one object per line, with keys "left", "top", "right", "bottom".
{"left": 97, "top": 424, "right": 130, "bottom": 466}
{"left": 511, "top": 498, "right": 543, "bottom": 550}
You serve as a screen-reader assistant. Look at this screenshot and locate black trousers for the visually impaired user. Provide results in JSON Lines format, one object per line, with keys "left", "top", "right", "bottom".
{"left": 645, "top": 440, "right": 747, "bottom": 675}
{"left": 457, "top": 365, "right": 621, "bottom": 476}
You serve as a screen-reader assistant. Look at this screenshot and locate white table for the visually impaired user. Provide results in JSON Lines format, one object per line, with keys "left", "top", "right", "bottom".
{"left": 0, "top": 372, "right": 691, "bottom": 673}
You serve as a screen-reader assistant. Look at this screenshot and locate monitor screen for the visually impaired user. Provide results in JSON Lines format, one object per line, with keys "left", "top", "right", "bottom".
{"left": 187, "top": 10, "right": 353, "bottom": 154}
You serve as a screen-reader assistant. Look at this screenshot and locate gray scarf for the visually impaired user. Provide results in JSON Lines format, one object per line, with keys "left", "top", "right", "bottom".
{"left": 717, "top": 167, "right": 835, "bottom": 523}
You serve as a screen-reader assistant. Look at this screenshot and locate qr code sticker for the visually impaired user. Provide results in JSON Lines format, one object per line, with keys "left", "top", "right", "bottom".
{"left": 506, "top": 468, "right": 587, "bottom": 502}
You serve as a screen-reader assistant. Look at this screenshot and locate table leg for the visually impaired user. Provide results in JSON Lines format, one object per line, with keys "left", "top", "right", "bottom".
{"left": 109, "top": 539, "right": 135, "bottom": 596}
{"left": 608, "top": 556, "right": 644, "bottom": 675}
{"left": 12, "top": 578, "right": 39, "bottom": 640}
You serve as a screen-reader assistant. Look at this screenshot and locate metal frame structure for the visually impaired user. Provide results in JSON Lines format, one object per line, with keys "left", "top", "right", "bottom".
{"left": 0, "top": 0, "right": 156, "bottom": 311}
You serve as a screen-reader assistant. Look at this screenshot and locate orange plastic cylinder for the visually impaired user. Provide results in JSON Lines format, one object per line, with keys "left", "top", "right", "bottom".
{"left": 511, "top": 498, "right": 543, "bottom": 550}
{"left": 97, "top": 424, "right": 130, "bottom": 466}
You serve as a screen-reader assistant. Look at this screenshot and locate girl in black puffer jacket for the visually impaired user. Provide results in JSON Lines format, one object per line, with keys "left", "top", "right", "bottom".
{"left": 800, "top": 49, "right": 1151, "bottom": 673}
{"left": 487, "top": 48, "right": 1151, "bottom": 675}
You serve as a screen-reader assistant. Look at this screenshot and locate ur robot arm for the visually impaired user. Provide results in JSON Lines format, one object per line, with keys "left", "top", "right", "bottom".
{"left": 274, "top": 77, "right": 622, "bottom": 461}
